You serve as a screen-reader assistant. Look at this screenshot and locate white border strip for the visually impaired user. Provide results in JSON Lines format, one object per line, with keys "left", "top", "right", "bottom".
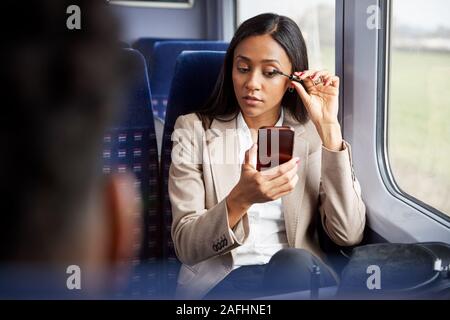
{"left": 109, "top": 0, "right": 194, "bottom": 9}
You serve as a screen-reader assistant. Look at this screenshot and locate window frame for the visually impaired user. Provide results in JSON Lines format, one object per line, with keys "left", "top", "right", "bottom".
{"left": 337, "top": 0, "right": 449, "bottom": 243}
{"left": 379, "top": 0, "right": 450, "bottom": 223}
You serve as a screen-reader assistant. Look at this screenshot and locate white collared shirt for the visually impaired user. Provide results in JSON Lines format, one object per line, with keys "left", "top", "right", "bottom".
{"left": 232, "top": 108, "right": 289, "bottom": 268}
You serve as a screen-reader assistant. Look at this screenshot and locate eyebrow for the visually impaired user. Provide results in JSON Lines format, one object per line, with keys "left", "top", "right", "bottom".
{"left": 235, "top": 55, "right": 281, "bottom": 65}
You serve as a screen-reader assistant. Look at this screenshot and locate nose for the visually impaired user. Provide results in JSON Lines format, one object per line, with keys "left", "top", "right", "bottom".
{"left": 245, "top": 70, "right": 262, "bottom": 91}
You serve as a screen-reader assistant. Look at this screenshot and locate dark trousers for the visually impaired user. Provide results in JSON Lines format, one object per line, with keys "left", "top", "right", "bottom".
{"left": 204, "top": 248, "right": 338, "bottom": 299}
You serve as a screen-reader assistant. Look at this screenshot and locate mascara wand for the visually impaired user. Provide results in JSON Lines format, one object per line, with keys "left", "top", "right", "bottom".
{"left": 272, "top": 69, "right": 303, "bottom": 83}
{"left": 273, "top": 69, "right": 323, "bottom": 86}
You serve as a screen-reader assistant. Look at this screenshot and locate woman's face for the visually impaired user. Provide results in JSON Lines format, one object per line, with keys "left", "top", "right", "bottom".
{"left": 232, "top": 34, "right": 292, "bottom": 121}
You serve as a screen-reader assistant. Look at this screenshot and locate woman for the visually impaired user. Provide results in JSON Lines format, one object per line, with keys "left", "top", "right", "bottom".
{"left": 168, "top": 13, "right": 366, "bottom": 299}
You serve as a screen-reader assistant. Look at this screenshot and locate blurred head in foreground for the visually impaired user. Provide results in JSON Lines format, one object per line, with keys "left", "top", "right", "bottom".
{"left": 0, "top": 0, "right": 139, "bottom": 298}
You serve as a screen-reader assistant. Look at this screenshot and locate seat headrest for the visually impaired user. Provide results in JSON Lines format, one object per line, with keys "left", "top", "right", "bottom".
{"left": 114, "top": 48, "right": 154, "bottom": 128}
{"left": 164, "top": 50, "right": 226, "bottom": 127}
{"left": 151, "top": 41, "right": 228, "bottom": 95}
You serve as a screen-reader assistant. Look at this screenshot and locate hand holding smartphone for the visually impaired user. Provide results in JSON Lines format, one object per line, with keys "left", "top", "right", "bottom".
{"left": 256, "top": 126, "right": 294, "bottom": 171}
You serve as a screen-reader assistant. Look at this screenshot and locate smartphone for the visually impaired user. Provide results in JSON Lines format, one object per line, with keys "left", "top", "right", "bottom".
{"left": 256, "top": 126, "right": 294, "bottom": 171}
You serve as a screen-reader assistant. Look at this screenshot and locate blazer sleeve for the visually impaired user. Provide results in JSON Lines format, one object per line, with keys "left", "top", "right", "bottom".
{"left": 168, "top": 115, "right": 249, "bottom": 266}
{"left": 319, "top": 141, "right": 366, "bottom": 246}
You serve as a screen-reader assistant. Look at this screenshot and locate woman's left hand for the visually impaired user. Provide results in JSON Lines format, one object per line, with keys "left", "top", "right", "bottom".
{"left": 291, "top": 70, "right": 344, "bottom": 151}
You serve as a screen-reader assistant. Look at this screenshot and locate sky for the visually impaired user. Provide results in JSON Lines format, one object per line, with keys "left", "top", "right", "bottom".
{"left": 392, "top": 0, "right": 450, "bottom": 30}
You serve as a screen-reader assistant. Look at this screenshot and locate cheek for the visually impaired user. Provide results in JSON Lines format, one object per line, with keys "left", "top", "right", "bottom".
{"left": 268, "top": 79, "right": 289, "bottom": 98}
{"left": 232, "top": 71, "right": 244, "bottom": 90}
{"left": 232, "top": 69, "right": 239, "bottom": 81}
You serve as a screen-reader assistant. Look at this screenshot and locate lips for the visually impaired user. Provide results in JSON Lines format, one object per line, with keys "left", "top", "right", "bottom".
{"left": 243, "top": 95, "right": 262, "bottom": 102}
{"left": 242, "top": 96, "right": 263, "bottom": 106}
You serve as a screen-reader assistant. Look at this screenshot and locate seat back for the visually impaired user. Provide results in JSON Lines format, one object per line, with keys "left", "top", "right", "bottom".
{"left": 132, "top": 37, "right": 197, "bottom": 69}
{"left": 160, "top": 50, "right": 226, "bottom": 296}
{"left": 102, "top": 48, "right": 161, "bottom": 298}
{"left": 132, "top": 37, "right": 197, "bottom": 98}
{"left": 150, "top": 41, "right": 229, "bottom": 119}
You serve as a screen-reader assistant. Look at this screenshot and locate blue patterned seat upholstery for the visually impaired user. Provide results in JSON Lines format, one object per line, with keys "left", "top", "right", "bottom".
{"left": 150, "top": 41, "right": 228, "bottom": 119}
{"left": 133, "top": 37, "right": 177, "bottom": 80}
{"left": 160, "top": 51, "right": 226, "bottom": 297}
{"left": 132, "top": 37, "right": 196, "bottom": 118}
{"left": 102, "top": 48, "right": 161, "bottom": 298}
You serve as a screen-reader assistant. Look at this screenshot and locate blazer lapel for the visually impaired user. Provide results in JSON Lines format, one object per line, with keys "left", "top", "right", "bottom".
{"left": 281, "top": 111, "right": 308, "bottom": 246}
{"left": 205, "top": 110, "right": 309, "bottom": 247}
{"left": 206, "top": 115, "right": 241, "bottom": 203}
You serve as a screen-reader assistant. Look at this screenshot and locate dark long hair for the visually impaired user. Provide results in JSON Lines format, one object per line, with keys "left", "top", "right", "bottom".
{"left": 196, "top": 13, "right": 309, "bottom": 129}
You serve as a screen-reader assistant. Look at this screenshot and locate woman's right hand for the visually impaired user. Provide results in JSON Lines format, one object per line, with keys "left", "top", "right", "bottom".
{"left": 226, "top": 143, "right": 299, "bottom": 227}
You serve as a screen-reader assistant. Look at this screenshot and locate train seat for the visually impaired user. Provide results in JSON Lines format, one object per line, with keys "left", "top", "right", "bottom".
{"left": 102, "top": 48, "right": 162, "bottom": 298}
{"left": 150, "top": 41, "right": 228, "bottom": 119}
{"left": 160, "top": 50, "right": 226, "bottom": 297}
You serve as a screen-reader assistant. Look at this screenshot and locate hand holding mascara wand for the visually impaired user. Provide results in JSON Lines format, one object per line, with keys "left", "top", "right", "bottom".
{"left": 270, "top": 69, "right": 343, "bottom": 151}
{"left": 271, "top": 69, "right": 324, "bottom": 86}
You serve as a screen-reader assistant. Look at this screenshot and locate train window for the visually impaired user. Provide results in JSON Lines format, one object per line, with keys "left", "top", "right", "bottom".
{"left": 236, "top": 0, "right": 335, "bottom": 72}
{"left": 388, "top": 0, "right": 450, "bottom": 217}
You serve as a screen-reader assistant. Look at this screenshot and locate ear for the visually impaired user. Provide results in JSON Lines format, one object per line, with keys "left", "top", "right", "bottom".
{"left": 103, "top": 173, "right": 141, "bottom": 266}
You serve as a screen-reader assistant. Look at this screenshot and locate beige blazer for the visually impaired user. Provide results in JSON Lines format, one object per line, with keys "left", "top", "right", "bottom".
{"left": 168, "top": 108, "right": 366, "bottom": 299}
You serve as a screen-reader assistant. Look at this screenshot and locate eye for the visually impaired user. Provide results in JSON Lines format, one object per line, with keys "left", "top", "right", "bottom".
{"left": 264, "top": 69, "right": 280, "bottom": 78}
{"left": 237, "top": 66, "right": 250, "bottom": 73}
